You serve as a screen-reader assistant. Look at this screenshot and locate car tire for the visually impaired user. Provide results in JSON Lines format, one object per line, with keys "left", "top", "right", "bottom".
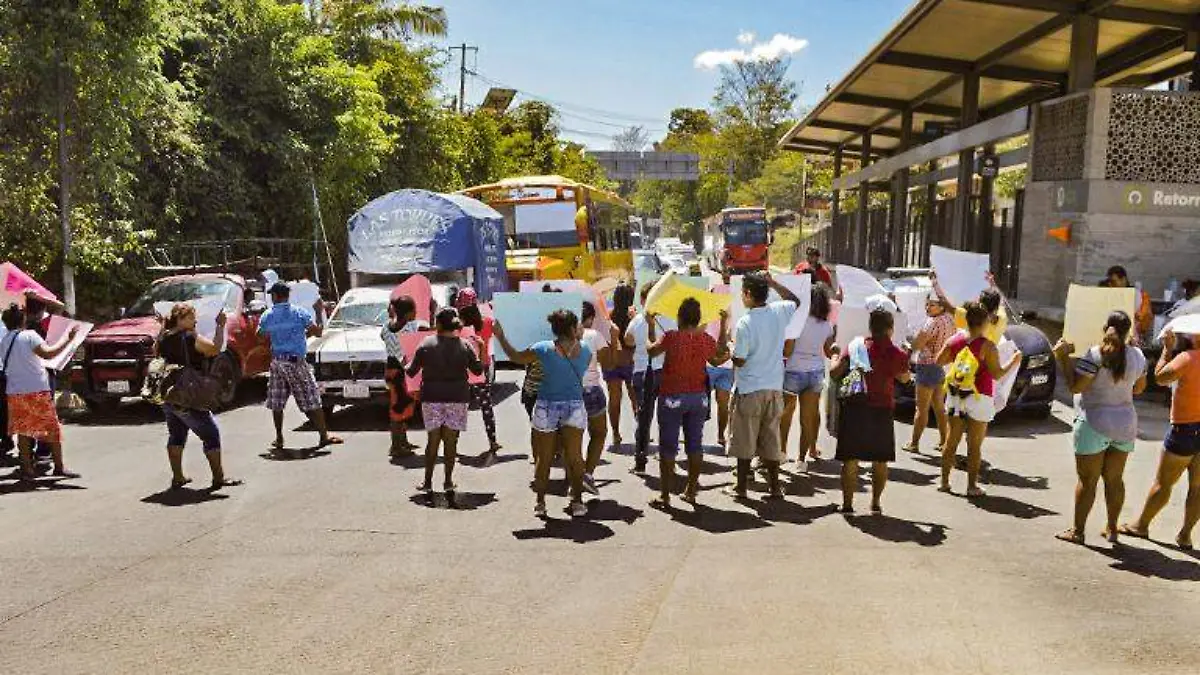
{"left": 211, "top": 353, "right": 242, "bottom": 410}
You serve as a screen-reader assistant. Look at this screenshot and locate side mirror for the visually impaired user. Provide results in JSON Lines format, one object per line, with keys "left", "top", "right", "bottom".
{"left": 117, "top": 307, "right": 126, "bottom": 319}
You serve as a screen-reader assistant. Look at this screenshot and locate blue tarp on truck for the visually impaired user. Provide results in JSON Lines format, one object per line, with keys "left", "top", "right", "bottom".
{"left": 346, "top": 189, "right": 507, "bottom": 301}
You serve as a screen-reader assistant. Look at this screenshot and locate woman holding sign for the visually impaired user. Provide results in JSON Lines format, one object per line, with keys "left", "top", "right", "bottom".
{"left": 936, "top": 302, "right": 1022, "bottom": 497}
{"left": 456, "top": 290, "right": 502, "bottom": 463}
{"left": 154, "top": 303, "right": 240, "bottom": 490}
{"left": 780, "top": 282, "right": 837, "bottom": 466}
{"left": 406, "top": 308, "right": 484, "bottom": 496}
{"left": 494, "top": 309, "right": 592, "bottom": 518}
{"left": 1121, "top": 328, "right": 1200, "bottom": 550}
{"left": 1, "top": 304, "right": 79, "bottom": 482}
{"left": 645, "top": 299, "right": 730, "bottom": 507}
{"left": 1052, "top": 311, "right": 1146, "bottom": 545}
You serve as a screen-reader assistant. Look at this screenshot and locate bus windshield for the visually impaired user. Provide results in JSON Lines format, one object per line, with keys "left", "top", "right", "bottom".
{"left": 723, "top": 221, "right": 768, "bottom": 246}
{"left": 500, "top": 201, "right": 580, "bottom": 249}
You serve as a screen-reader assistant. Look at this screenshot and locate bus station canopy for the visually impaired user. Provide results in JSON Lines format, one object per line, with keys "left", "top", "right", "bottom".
{"left": 779, "top": 0, "right": 1200, "bottom": 157}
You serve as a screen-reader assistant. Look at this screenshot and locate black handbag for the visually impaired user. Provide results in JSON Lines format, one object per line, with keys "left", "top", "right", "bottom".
{"left": 160, "top": 333, "right": 223, "bottom": 411}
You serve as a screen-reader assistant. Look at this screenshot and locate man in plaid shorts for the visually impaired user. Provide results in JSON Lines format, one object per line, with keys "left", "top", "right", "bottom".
{"left": 258, "top": 282, "right": 343, "bottom": 452}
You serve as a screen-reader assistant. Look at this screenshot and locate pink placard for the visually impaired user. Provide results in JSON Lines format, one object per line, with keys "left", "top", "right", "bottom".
{"left": 0, "top": 262, "right": 58, "bottom": 302}
{"left": 399, "top": 330, "right": 486, "bottom": 392}
{"left": 390, "top": 274, "right": 433, "bottom": 324}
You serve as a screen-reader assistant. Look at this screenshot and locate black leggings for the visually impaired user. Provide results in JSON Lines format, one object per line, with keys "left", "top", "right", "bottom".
{"left": 470, "top": 383, "right": 497, "bottom": 447}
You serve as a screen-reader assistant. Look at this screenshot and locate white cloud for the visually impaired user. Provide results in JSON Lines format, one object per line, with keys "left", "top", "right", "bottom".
{"left": 694, "top": 33, "right": 809, "bottom": 70}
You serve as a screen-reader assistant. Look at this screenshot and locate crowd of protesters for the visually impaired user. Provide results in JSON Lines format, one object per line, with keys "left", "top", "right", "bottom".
{"left": 2, "top": 258, "right": 1197, "bottom": 552}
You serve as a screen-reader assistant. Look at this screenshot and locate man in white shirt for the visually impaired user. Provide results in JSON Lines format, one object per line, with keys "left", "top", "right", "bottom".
{"left": 728, "top": 272, "right": 799, "bottom": 498}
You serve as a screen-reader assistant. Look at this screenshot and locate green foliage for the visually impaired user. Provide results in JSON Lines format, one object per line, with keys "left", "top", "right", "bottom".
{"left": 0, "top": 0, "right": 613, "bottom": 317}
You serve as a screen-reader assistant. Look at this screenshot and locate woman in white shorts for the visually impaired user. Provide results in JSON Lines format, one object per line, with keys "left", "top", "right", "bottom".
{"left": 936, "top": 301, "right": 1021, "bottom": 497}
{"left": 494, "top": 309, "right": 593, "bottom": 518}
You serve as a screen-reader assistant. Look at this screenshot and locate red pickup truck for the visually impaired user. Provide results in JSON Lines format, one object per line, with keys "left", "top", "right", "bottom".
{"left": 70, "top": 273, "right": 273, "bottom": 411}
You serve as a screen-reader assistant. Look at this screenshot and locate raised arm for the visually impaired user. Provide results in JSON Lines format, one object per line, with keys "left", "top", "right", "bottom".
{"left": 492, "top": 322, "right": 536, "bottom": 366}
{"left": 645, "top": 312, "right": 668, "bottom": 359}
{"left": 766, "top": 273, "right": 799, "bottom": 305}
{"left": 306, "top": 301, "right": 325, "bottom": 338}
{"left": 464, "top": 337, "right": 485, "bottom": 375}
{"left": 193, "top": 312, "right": 227, "bottom": 357}
{"left": 33, "top": 325, "right": 80, "bottom": 359}
{"left": 1155, "top": 331, "right": 1187, "bottom": 385}
{"left": 929, "top": 271, "right": 959, "bottom": 314}
{"left": 1052, "top": 339, "right": 1092, "bottom": 394}
{"left": 707, "top": 310, "right": 731, "bottom": 366}
{"left": 983, "top": 341, "right": 1021, "bottom": 379}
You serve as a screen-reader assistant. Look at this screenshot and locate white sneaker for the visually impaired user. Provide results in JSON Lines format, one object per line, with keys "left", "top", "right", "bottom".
{"left": 569, "top": 500, "right": 588, "bottom": 518}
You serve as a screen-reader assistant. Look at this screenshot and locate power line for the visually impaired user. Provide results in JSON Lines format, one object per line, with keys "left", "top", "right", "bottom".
{"left": 471, "top": 72, "right": 667, "bottom": 125}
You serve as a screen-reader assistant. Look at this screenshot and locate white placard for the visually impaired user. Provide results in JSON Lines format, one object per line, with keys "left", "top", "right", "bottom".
{"left": 835, "top": 265, "right": 886, "bottom": 308}
{"left": 895, "top": 287, "right": 931, "bottom": 340}
{"left": 993, "top": 338, "right": 1020, "bottom": 413}
{"left": 41, "top": 316, "right": 94, "bottom": 371}
{"left": 776, "top": 274, "right": 812, "bottom": 339}
{"left": 266, "top": 280, "right": 322, "bottom": 310}
{"left": 153, "top": 296, "right": 230, "bottom": 351}
{"left": 1160, "top": 313, "right": 1200, "bottom": 338}
{"left": 492, "top": 291, "right": 584, "bottom": 350}
{"left": 929, "top": 245, "right": 990, "bottom": 306}
{"left": 835, "top": 306, "right": 903, "bottom": 350}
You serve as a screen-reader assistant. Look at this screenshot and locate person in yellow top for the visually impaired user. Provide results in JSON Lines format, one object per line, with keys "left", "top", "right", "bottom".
{"left": 931, "top": 270, "right": 1008, "bottom": 344}
{"left": 1100, "top": 265, "right": 1153, "bottom": 341}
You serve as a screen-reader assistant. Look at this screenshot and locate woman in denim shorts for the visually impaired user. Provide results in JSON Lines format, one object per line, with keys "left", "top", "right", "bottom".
{"left": 580, "top": 302, "right": 609, "bottom": 496}
{"left": 1122, "top": 328, "right": 1200, "bottom": 550}
{"left": 903, "top": 295, "right": 956, "bottom": 454}
{"left": 600, "top": 283, "right": 638, "bottom": 445}
{"left": 780, "top": 283, "right": 837, "bottom": 465}
{"left": 495, "top": 309, "right": 593, "bottom": 518}
{"left": 645, "top": 298, "right": 730, "bottom": 506}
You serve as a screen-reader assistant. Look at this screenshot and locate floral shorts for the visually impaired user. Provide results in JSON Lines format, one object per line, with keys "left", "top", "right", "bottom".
{"left": 421, "top": 402, "right": 468, "bottom": 432}
{"left": 531, "top": 399, "right": 587, "bottom": 433}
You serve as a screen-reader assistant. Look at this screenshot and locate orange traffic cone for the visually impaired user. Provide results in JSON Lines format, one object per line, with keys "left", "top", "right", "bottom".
{"left": 1048, "top": 224, "right": 1071, "bottom": 243}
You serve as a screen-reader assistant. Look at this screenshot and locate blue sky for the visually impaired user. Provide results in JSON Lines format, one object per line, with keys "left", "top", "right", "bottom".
{"left": 431, "top": 0, "right": 912, "bottom": 147}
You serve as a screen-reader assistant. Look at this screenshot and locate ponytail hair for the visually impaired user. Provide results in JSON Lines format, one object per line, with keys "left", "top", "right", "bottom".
{"left": 1099, "top": 310, "right": 1132, "bottom": 381}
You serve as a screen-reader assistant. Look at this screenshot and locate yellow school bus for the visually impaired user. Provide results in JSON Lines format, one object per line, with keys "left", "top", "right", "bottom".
{"left": 459, "top": 175, "right": 634, "bottom": 286}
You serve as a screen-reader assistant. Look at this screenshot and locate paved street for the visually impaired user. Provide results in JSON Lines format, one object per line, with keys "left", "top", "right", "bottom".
{"left": 1, "top": 372, "right": 1198, "bottom": 674}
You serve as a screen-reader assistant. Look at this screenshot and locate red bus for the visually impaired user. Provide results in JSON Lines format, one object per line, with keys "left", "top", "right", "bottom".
{"left": 712, "top": 207, "right": 770, "bottom": 273}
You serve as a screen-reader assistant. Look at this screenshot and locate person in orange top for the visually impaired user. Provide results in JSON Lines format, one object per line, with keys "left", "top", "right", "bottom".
{"left": 1120, "top": 329, "right": 1200, "bottom": 550}
{"left": 1101, "top": 266, "right": 1153, "bottom": 340}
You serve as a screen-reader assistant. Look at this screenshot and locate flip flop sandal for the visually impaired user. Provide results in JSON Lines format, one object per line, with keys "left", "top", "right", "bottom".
{"left": 319, "top": 436, "right": 345, "bottom": 448}
{"left": 1055, "top": 530, "right": 1085, "bottom": 545}
{"left": 1117, "top": 524, "right": 1148, "bottom": 539}
{"left": 1177, "top": 538, "right": 1194, "bottom": 551}
{"left": 170, "top": 477, "right": 193, "bottom": 490}
{"left": 210, "top": 478, "right": 243, "bottom": 489}
{"left": 901, "top": 443, "right": 920, "bottom": 453}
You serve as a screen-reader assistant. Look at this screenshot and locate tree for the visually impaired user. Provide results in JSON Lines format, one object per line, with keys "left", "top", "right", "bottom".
{"left": 611, "top": 125, "right": 648, "bottom": 152}
{"left": 666, "top": 108, "right": 713, "bottom": 139}
{"left": 712, "top": 57, "right": 798, "bottom": 181}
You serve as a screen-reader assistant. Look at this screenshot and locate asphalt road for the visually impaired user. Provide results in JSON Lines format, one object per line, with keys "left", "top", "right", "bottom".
{"left": 1, "top": 371, "right": 1198, "bottom": 674}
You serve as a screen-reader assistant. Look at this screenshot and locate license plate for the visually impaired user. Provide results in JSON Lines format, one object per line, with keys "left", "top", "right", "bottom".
{"left": 343, "top": 383, "right": 370, "bottom": 399}
{"left": 106, "top": 380, "right": 131, "bottom": 394}
{"left": 1030, "top": 373, "right": 1050, "bottom": 386}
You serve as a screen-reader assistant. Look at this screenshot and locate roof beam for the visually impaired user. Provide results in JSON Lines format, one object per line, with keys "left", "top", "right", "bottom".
{"left": 1097, "top": 28, "right": 1186, "bottom": 81}
{"left": 878, "top": 51, "right": 1065, "bottom": 85}
{"left": 961, "top": 0, "right": 1198, "bottom": 29}
{"left": 809, "top": 120, "right": 903, "bottom": 138}
{"left": 833, "top": 93, "right": 959, "bottom": 117}
{"left": 782, "top": 139, "right": 886, "bottom": 156}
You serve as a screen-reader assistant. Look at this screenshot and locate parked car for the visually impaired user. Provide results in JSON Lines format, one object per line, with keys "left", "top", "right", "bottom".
{"left": 881, "top": 270, "right": 1057, "bottom": 418}
{"left": 634, "top": 248, "right": 666, "bottom": 275}
{"left": 308, "top": 281, "right": 486, "bottom": 415}
{"left": 307, "top": 286, "right": 391, "bottom": 415}
{"left": 661, "top": 254, "right": 692, "bottom": 276}
{"left": 70, "top": 273, "right": 272, "bottom": 411}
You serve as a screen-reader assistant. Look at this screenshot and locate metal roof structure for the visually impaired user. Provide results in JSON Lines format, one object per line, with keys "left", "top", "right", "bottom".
{"left": 779, "top": 0, "right": 1200, "bottom": 157}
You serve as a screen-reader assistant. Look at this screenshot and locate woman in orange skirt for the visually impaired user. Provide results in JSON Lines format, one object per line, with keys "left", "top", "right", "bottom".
{"left": 382, "top": 295, "right": 428, "bottom": 458}
{"left": 2, "top": 303, "right": 80, "bottom": 481}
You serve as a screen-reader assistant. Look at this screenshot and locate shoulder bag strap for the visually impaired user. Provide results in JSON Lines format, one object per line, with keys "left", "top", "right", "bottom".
{"left": 556, "top": 342, "right": 587, "bottom": 383}
{"left": 1, "top": 330, "right": 23, "bottom": 375}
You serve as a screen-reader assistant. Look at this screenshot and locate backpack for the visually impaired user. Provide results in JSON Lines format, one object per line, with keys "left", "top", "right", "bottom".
{"left": 946, "top": 338, "right": 982, "bottom": 395}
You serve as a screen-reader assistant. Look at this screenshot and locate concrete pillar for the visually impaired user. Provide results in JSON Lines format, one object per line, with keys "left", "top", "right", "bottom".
{"left": 857, "top": 134, "right": 871, "bottom": 267}
{"left": 953, "top": 73, "right": 980, "bottom": 248}
{"left": 831, "top": 148, "right": 843, "bottom": 261}
{"left": 1068, "top": 14, "right": 1099, "bottom": 93}
{"left": 890, "top": 109, "right": 913, "bottom": 267}
{"left": 976, "top": 143, "right": 995, "bottom": 253}
{"left": 1189, "top": 32, "right": 1200, "bottom": 91}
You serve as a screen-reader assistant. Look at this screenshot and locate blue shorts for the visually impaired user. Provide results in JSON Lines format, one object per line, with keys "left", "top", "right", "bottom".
{"left": 706, "top": 366, "right": 734, "bottom": 392}
{"left": 657, "top": 392, "right": 708, "bottom": 458}
{"left": 783, "top": 370, "right": 824, "bottom": 395}
{"left": 583, "top": 386, "right": 607, "bottom": 418}
{"left": 163, "top": 404, "right": 221, "bottom": 452}
{"left": 914, "top": 363, "right": 945, "bottom": 388}
{"left": 531, "top": 399, "right": 587, "bottom": 433}
{"left": 1165, "top": 422, "right": 1200, "bottom": 457}
{"left": 1072, "top": 416, "right": 1135, "bottom": 455}
{"left": 603, "top": 364, "right": 634, "bottom": 383}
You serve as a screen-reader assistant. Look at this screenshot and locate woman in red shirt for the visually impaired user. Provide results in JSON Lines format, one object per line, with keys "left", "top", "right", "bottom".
{"left": 645, "top": 298, "right": 730, "bottom": 507}
{"left": 829, "top": 309, "right": 912, "bottom": 513}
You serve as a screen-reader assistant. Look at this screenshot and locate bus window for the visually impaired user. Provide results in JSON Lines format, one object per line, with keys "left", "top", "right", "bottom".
{"left": 597, "top": 227, "right": 609, "bottom": 251}
{"left": 724, "top": 221, "right": 769, "bottom": 245}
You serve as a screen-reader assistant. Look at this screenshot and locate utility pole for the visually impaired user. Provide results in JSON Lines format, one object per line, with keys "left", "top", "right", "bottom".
{"left": 449, "top": 43, "right": 478, "bottom": 114}
{"left": 56, "top": 48, "right": 75, "bottom": 315}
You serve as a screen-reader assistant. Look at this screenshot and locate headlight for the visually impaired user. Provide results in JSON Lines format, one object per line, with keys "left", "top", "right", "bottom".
{"left": 1026, "top": 353, "right": 1052, "bottom": 370}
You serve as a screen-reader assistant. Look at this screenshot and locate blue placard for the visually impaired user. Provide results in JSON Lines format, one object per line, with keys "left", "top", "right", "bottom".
{"left": 492, "top": 292, "right": 585, "bottom": 350}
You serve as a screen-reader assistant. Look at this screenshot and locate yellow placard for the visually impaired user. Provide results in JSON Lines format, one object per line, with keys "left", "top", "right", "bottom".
{"left": 645, "top": 271, "right": 731, "bottom": 326}
{"left": 1062, "top": 284, "right": 1137, "bottom": 356}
